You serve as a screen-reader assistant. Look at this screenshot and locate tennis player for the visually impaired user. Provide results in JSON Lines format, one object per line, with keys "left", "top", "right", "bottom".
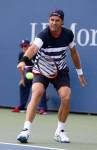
{"left": 17, "top": 9, "right": 86, "bottom": 143}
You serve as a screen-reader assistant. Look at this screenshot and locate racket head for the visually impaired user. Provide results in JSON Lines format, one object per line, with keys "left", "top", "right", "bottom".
{"left": 37, "top": 55, "right": 58, "bottom": 78}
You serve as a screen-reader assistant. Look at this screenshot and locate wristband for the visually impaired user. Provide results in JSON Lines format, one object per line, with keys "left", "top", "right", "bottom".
{"left": 21, "top": 56, "right": 32, "bottom": 65}
{"left": 76, "top": 69, "right": 83, "bottom": 76}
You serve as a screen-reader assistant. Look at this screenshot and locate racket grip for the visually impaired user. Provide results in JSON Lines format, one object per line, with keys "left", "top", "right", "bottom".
{"left": 24, "top": 66, "right": 32, "bottom": 72}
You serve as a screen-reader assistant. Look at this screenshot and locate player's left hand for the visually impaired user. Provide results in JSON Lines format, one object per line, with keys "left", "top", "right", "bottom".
{"left": 78, "top": 75, "right": 87, "bottom": 87}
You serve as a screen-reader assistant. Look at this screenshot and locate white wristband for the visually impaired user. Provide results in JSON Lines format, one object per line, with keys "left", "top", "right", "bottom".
{"left": 76, "top": 69, "right": 83, "bottom": 76}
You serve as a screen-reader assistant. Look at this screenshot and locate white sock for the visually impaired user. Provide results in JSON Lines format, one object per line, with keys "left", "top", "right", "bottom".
{"left": 56, "top": 121, "right": 65, "bottom": 132}
{"left": 23, "top": 121, "right": 32, "bottom": 130}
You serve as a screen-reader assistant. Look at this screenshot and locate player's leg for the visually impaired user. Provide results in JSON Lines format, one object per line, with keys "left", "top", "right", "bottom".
{"left": 53, "top": 69, "right": 71, "bottom": 143}
{"left": 17, "top": 74, "right": 48, "bottom": 143}
{"left": 54, "top": 86, "right": 71, "bottom": 143}
{"left": 17, "top": 82, "right": 45, "bottom": 143}
{"left": 26, "top": 82, "right": 45, "bottom": 121}
{"left": 38, "top": 90, "right": 48, "bottom": 115}
{"left": 58, "top": 86, "right": 71, "bottom": 123}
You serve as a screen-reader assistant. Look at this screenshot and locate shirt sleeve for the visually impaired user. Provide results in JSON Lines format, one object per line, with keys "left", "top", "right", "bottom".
{"left": 33, "top": 37, "right": 43, "bottom": 49}
{"left": 69, "top": 40, "right": 76, "bottom": 48}
{"left": 33, "top": 28, "right": 47, "bottom": 49}
{"left": 68, "top": 30, "right": 76, "bottom": 48}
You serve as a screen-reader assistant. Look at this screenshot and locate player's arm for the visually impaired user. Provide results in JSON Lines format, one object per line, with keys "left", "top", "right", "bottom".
{"left": 17, "top": 38, "right": 43, "bottom": 71}
{"left": 70, "top": 46, "right": 87, "bottom": 87}
{"left": 17, "top": 43, "right": 38, "bottom": 70}
{"left": 24, "top": 43, "right": 38, "bottom": 59}
{"left": 70, "top": 46, "right": 81, "bottom": 69}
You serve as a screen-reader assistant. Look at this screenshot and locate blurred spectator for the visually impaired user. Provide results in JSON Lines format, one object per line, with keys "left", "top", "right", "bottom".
{"left": 12, "top": 40, "right": 48, "bottom": 114}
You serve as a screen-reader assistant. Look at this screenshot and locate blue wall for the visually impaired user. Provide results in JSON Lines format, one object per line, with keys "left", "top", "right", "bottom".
{"left": 0, "top": 0, "right": 97, "bottom": 113}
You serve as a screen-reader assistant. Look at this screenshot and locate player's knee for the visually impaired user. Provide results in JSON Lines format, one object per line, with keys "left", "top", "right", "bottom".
{"left": 60, "top": 94, "right": 70, "bottom": 104}
{"left": 32, "top": 83, "right": 44, "bottom": 97}
{"left": 33, "top": 89, "right": 44, "bottom": 97}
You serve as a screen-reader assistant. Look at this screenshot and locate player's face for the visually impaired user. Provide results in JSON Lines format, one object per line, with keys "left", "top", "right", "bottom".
{"left": 49, "top": 16, "right": 63, "bottom": 32}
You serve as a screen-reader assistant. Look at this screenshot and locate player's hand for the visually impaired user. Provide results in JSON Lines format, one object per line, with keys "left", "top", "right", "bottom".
{"left": 78, "top": 75, "right": 87, "bottom": 87}
{"left": 17, "top": 62, "right": 25, "bottom": 71}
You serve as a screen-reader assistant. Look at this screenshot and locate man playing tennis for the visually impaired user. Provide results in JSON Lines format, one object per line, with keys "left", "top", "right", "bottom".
{"left": 17, "top": 9, "right": 86, "bottom": 143}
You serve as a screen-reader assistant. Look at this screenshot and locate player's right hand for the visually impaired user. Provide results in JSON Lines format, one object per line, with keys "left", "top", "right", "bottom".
{"left": 17, "top": 62, "right": 25, "bottom": 71}
{"left": 78, "top": 75, "right": 87, "bottom": 87}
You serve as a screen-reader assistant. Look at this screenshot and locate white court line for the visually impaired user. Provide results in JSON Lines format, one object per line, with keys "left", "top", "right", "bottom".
{"left": 0, "top": 141, "right": 68, "bottom": 150}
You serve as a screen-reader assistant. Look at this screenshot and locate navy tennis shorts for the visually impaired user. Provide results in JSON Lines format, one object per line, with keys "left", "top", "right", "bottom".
{"left": 32, "top": 67, "right": 70, "bottom": 91}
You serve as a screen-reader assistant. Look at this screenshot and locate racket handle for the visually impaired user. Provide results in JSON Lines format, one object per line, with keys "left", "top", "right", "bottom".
{"left": 24, "top": 66, "right": 32, "bottom": 72}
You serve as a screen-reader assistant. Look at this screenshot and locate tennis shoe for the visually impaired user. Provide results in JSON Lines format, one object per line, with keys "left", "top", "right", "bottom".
{"left": 54, "top": 130, "right": 70, "bottom": 143}
{"left": 11, "top": 107, "right": 20, "bottom": 112}
{"left": 17, "top": 128, "right": 30, "bottom": 143}
{"left": 39, "top": 109, "right": 47, "bottom": 115}
{"left": 11, "top": 107, "right": 26, "bottom": 113}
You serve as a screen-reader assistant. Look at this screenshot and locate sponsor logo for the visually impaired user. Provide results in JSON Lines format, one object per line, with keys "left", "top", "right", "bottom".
{"left": 30, "top": 22, "right": 97, "bottom": 46}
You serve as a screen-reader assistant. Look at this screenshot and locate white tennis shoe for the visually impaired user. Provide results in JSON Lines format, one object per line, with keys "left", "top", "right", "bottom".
{"left": 54, "top": 130, "right": 70, "bottom": 143}
{"left": 17, "top": 128, "right": 30, "bottom": 143}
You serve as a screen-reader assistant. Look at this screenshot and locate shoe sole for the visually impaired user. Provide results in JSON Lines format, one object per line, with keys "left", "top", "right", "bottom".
{"left": 54, "top": 136, "right": 70, "bottom": 143}
{"left": 17, "top": 137, "right": 28, "bottom": 143}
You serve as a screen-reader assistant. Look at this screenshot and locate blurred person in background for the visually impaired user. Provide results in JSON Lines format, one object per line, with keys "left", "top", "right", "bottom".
{"left": 12, "top": 40, "right": 47, "bottom": 114}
